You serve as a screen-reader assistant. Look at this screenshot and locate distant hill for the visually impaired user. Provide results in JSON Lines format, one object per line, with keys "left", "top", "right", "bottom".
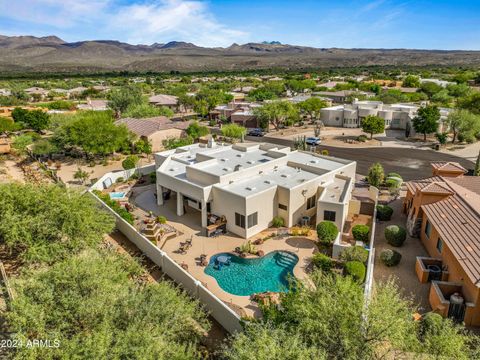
{"left": 1, "top": 35, "right": 480, "bottom": 74}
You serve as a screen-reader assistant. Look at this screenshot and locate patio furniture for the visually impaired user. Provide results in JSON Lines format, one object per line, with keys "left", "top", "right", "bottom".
{"left": 200, "top": 254, "right": 208, "bottom": 267}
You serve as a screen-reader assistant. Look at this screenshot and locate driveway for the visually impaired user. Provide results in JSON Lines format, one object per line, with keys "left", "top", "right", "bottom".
{"left": 245, "top": 136, "right": 475, "bottom": 180}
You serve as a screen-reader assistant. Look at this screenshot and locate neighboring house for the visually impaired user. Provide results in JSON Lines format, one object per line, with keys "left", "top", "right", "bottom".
{"left": 212, "top": 101, "right": 261, "bottom": 128}
{"left": 320, "top": 99, "right": 451, "bottom": 131}
{"left": 148, "top": 94, "right": 179, "bottom": 110}
{"left": 403, "top": 162, "right": 480, "bottom": 326}
{"left": 77, "top": 99, "right": 108, "bottom": 111}
{"left": 24, "top": 87, "right": 49, "bottom": 100}
{"left": 154, "top": 142, "right": 357, "bottom": 239}
{"left": 115, "top": 116, "right": 190, "bottom": 152}
{"left": 420, "top": 78, "right": 455, "bottom": 88}
{"left": 313, "top": 90, "right": 375, "bottom": 103}
{"left": 68, "top": 87, "right": 88, "bottom": 96}
{"left": 317, "top": 80, "right": 346, "bottom": 89}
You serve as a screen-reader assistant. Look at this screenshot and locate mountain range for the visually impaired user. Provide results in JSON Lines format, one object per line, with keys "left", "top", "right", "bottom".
{"left": 2, "top": 35, "right": 480, "bottom": 74}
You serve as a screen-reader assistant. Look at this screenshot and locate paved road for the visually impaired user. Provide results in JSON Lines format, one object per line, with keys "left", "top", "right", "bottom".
{"left": 245, "top": 136, "right": 475, "bottom": 180}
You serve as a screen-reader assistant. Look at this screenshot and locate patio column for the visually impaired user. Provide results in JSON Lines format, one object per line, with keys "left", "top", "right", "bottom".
{"left": 157, "top": 184, "right": 164, "bottom": 206}
{"left": 201, "top": 200, "right": 207, "bottom": 228}
{"left": 176, "top": 192, "right": 184, "bottom": 216}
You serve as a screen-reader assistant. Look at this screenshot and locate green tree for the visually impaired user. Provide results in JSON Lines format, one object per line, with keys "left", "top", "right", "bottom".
{"left": 402, "top": 75, "right": 420, "bottom": 88}
{"left": 297, "top": 97, "right": 327, "bottom": 120}
{"left": 458, "top": 92, "right": 480, "bottom": 115}
{"left": 185, "top": 121, "right": 209, "bottom": 140}
{"left": 367, "top": 162, "right": 385, "bottom": 187}
{"left": 225, "top": 273, "right": 479, "bottom": 360}
{"left": 0, "top": 183, "right": 115, "bottom": 264}
{"left": 420, "top": 82, "right": 443, "bottom": 98}
{"left": 12, "top": 133, "right": 36, "bottom": 154}
{"left": 55, "top": 111, "right": 133, "bottom": 157}
{"left": 412, "top": 105, "right": 440, "bottom": 141}
{"left": 12, "top": 108, "right": 50, "bottom": 131}
{"left": 446, "top": 109, "right": 476, "bottom": 143}
{"left": 361, "top": 115, "right": 385, "bottom": 139}
{"left": 475, "top": 150, "right": 480, "bottom": 176}
{"left": 107, "top": 86, "right": 143, "bottom": 118}
{"left": 221, "top": 123, "right": 246, "bottom": 140}
{"left": 253, "top": 101, "right": 299, "bottom": 131}
{"left": 7, "top": 250, "right": 208, "bottom": 359}
{"left": 135, "top": 138, "right": 152, "bottom": 157}
{"left": 123, "top": 103, "right": 174, "bottom": 118}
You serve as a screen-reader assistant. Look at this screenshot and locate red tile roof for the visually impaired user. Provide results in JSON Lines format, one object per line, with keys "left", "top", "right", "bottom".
{"left": 408, "top": 176, "right": 480, "bottom": 287}
{"left": 115, "top": 117, "right": 190, "bottom": 137}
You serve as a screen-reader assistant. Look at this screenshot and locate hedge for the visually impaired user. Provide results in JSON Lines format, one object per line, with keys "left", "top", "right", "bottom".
{"left": 380, "top": 249, "right": 402, "bottom": 267}
{"left": 344, "top": 261, "right": 366, "bottom": 283}
{"left": 352, "top": 224, "right": 370, "bottom": 243}
{"left": 376, "top": 205, "right": 393, "bottom": 221}
{"left": 316, "top": 221, "right": 339, "bottom": 245}
{"left": 385, "top": 225, "right": 407, "bottom": 247}
{"left": 339, "top": 246, "right": 369, "bottom": 263}
{"left": 312, "top": 253, "right": 333, "bottom": 272}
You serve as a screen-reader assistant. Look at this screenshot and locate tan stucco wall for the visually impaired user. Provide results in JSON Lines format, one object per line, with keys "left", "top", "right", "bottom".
{"left": 148, "top": 129, "right": 184, "bottom": 152}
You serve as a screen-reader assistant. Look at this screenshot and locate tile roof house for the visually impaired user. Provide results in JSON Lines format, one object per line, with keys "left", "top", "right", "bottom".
{"left": 403, "top": 163, "right": 480, "bottom": 326}
{"left": 77, "top": 99, "right": 108, "bottom": 111}
{"left": 148, "top": 94, "right": 179, "bottom": 109}
{"left": 115, "top": 117, "right": 190, "bottom": 152}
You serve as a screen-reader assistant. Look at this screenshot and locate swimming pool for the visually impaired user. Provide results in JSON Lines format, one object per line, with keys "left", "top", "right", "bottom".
{"left": 204, "top": 251, "right": 298, "bottom": 296}
{"left": 109, "top": 191, "right": 126, "bottom": 199}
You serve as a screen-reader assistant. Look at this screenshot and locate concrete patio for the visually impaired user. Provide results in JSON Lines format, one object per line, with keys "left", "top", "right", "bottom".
{"left": 129, "top": 184, "right": 319, "bottom": 317}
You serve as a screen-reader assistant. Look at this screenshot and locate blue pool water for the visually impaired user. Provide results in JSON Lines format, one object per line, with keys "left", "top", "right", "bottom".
{"left": 204, "top": 251, "right": 298, "bottom": 296}
{"left": 109, "top": 191, "right": 126, "bottom": 199}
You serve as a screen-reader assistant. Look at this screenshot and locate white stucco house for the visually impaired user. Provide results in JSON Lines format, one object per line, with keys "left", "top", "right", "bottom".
{"left": 154, "top": 141, "right": 357, "bottom": 239}
{"left": 320, "top": 99, "right": 452, "bottom": 131}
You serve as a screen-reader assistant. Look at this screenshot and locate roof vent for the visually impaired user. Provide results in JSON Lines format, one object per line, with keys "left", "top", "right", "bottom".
{"left": 223, "top": 167, "right": 231, "bottom": 172}
{"left": 247, "top": 160, "right": 255, "bottom": 164}
{"left": 264, "top": 180, "right": 275, "bottom": 184}
{"left": 220, "top": 158, "right": 228, "bottom": 162}
{"left": 281, "top": 174, "right": 290, "bottom": 178}
{"left": 246, "top": 186, "right": 256, "bottom": 191}
{"left": 234, "top": 164, "right": 242, "bottom": 171}
{"left": 236, "top": 154, "right": 244, "bottom": 158}
{"left": 169, "top": 167, "right": 178, "bottom": 172}
{"left": 310, "top": 160, "right": 319, "bottom": 164}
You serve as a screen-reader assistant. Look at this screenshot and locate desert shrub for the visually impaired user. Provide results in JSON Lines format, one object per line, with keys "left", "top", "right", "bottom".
{"left": 420, "top": 312, "right": 444, "bottom": 338}
{"left": 291, "top": 226, "right": 311, "bottom": 236}
{"left": 239, "top": 240, "right": 256, "bottom": 254}
{"left": 156, "top": 216, "right": 167, "bottom": 224}
{"left": 321, "top": 149, "right": 329, "bottom": 156}
{"left": 94, "top": 191, "right": 134, "bottom": 225}
{"left": 116, "top": 177, "right": 125, "bottom": 183}
{"left": 380, "top": 249, "right": 402, "bottom": 266}
{"left": 149, "top": 172, "right": 157, "bottom": 182}
{"left": 367, "top": 163, "right": 384, "bottom": 187}
{"left": 316, "top": 221, "right": 339, "bottom": 245}
{"left": 352, "top": 224, "right": 370, "bottom": 243}
{"left": 344, "top": 261, "right": 366, "bottom": 283}
{"left": 357, "top": 135, "right": 368, "bottom": 142}
{"left": 385, "top": 225, "right": 407, "bottom": 247}
{"left": 376, "top": 204, "right": 394, "bottom": 221}
{"left": 312, "top": 253, "right": 333, "bottom": 272}
{"left": 339, "top": 246, "right": 369, "bottom": 263}
{"left": 272, "top": 216, "right": 285, "bottom": 228}
{"left": 385, "top": 178, "right": 402, "bottom": 192}
{"left": 122, "top": 155, "right": 139, "bottom": 170}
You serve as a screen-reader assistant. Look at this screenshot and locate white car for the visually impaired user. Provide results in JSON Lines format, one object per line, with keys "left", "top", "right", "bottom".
{"left": 305, "top": 137, "right": 321, "bottom": 146}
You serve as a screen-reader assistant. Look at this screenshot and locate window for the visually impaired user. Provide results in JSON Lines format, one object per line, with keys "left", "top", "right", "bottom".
{"left": 278, "top": 204, "right": 288, "bottom": 211}
{"left": 247, "top": 212, "right": 258, "bottom": 228}
{"left": 425, "top": 220, "right": 432, "bottom": 238}
{"left": 235, "top": 213, "right": 245, "bottom": 228}
{"left": 324, "top": 210, "right": 336, "bottom": 222}
{"left": 306, "top": 195, "right": 316, "bottom": 210}
{"left": 436, "top": 238, "right": 443, "bottom": 253}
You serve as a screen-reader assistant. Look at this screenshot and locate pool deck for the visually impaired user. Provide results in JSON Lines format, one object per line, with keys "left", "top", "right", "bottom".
{"left": 130, "top": 185, "right": 319, "bottom": 318}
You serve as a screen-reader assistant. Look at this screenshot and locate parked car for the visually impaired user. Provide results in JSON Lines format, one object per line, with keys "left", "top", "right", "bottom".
{"left": 247, "top": 128, "right": 264, "bottom": 137}
{"left": 305, "top": 137, "right": 321, "bottom": 145}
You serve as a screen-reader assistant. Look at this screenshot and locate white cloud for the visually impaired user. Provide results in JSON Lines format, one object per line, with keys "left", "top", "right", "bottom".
{"left": 0, "top": 0, "right": 249, "bottom": 46}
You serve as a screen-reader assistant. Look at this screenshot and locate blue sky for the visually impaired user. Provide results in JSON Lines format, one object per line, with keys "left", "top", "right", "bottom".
{"left": 0, "top": 0, "right": 479, "bottom": 49}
